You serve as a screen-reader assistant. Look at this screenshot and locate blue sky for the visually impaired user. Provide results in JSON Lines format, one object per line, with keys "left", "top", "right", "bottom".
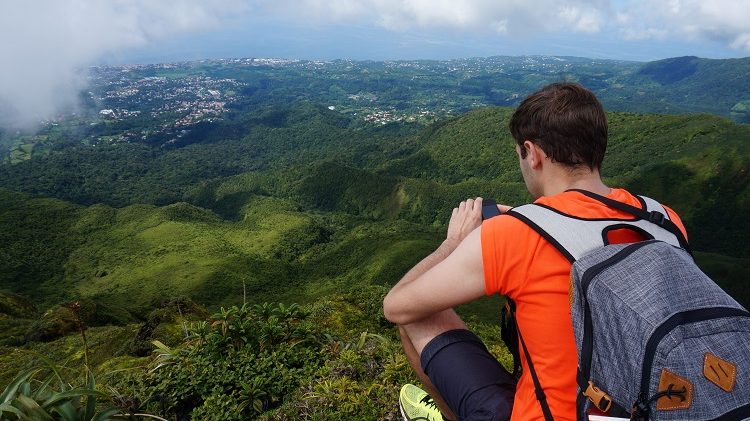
{"left": 1, "top": 0, "right": 749, "bottom": 126}
{"left": 110, "top": 0, "right": 750, "bottom": 63}
{"left": 123, "top": 12, "right": 747, "bottom": 64}
{"left": 123, "top": 22, "right": 732, "bottom": 64}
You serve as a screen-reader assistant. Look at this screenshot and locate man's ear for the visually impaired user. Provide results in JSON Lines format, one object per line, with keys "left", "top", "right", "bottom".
{"left": 523, "top": 140, "right": 545, "bottom": 170}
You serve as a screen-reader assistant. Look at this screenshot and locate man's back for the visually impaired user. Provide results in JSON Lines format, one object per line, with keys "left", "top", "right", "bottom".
{"left": 481, "top": 189, "right": 687, "bottom": 421}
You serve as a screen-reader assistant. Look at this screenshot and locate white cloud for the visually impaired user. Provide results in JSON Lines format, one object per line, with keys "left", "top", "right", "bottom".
{"left": 731, "top": 33, "right": 750, "bottom": 50}
{"left": 560, "top": 5, "right": 605, "bottom": 33}
{"left": 0, "top": 0, "right": 245, "bottom": 128}
{"left": 621, "top": 27, "right": 669, "bottom": 41}
{"left": 271, "top": 0, "right": 750, "bottom": 53}
{"left": 614, "top": 0, "right": 750, "bottom": 52}
{"left": 491, "top": 20, "right": 509, "bottom": 35}
{"left": 267, "top": 0, "right": 610, "bottom": 35}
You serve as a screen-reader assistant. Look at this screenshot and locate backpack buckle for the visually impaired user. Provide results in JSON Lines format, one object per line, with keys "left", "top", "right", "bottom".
{"left": 583, "top": 381, "right": 613, "bottom": 413}
{"left": 648, "top": 211, "right": 666, "bottom": 226}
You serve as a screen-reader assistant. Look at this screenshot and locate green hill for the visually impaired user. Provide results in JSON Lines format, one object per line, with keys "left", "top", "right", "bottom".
{"left": 603, "top": 56, "right": 750, "bottom": 120}
{"left": 0, "top": 102, "right": 413, "bottom": 206}
{"left": 0, "top": 186, "right": 444, "bottom": 316}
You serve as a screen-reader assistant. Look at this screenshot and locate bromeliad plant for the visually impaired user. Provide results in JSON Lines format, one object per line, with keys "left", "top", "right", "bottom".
{"left": 0, "top": 364, "right": 170, "bottom": 421}
{"left": 0, "top": 366, "right": 119, "bottom": 421}
{"left": 0, "top": 300, "right": 166, "bottom": 421}
{"left": 0, "top": 300, "right": 118, "bottom": 420}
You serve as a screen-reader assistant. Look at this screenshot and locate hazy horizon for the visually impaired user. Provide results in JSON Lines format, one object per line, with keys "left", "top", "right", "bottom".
{"left": 2, "top": 1, "right": 749, "bottom": 126}
{"left": 95, "top": 52, "right": 748, "bottom": 68}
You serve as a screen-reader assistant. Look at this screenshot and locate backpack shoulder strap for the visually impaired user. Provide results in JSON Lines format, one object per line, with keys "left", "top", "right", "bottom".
{"left": 570, "top": 189, "right": 691, "bottom": 254}
{"left": 505, "top": 299, "right": 555, "bottom": 421}
{"left": 639, "top": 195, "right": 670, "bottom": 218}
{"left": 505, "top": 191, "right": 690, "bottom": 262}
{"left": 506, "top": 204, "right": 604, "bottom": 263}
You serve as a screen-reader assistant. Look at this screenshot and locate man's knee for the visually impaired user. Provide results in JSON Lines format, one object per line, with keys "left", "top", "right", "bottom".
{"left": 399, "top": 310, "right": 467, "bottom": 354}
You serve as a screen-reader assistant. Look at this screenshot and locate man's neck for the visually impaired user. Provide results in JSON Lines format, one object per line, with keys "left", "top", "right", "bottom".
{"left": 540, "top": 167, "right": 610, "bottom": 198}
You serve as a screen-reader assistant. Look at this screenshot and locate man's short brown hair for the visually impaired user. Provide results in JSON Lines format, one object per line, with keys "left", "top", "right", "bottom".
{"left": 509, "top": 82, "right": 607, "bottom": 170}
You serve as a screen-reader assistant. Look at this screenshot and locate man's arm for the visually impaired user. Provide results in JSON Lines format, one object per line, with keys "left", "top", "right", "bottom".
{"left": 383, "top": 198, "right": 501, "bottom": 325}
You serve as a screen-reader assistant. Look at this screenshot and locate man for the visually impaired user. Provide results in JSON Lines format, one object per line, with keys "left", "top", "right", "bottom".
{"left": 383, "top": 82, "right": 687, "bottom": 421}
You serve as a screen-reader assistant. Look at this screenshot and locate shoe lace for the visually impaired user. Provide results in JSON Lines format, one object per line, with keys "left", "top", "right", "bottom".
{"left": 419, "top": 395, "right": 440, "bottom": 412}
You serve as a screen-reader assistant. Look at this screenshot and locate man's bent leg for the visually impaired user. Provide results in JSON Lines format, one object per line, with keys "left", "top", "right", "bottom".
{"left": 399, "top": 309, "right": 466, "bottom": 420}
{"left": 401, "top": 309, "right": 468, "bottom": 355}
{"left": 400, "top": 310, "right": 515, "bottom": 421}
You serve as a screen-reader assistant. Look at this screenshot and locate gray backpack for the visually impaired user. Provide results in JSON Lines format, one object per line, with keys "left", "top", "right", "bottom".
{"left": 506, "top": 190, "right": 750, "bottom": 421}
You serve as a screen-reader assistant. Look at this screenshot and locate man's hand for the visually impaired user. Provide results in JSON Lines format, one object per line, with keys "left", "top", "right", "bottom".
{"left": 447, "top": 197, "right": 483, "bottom": 243}
{"left": 384, "top": 197, "right": 504, "bottom": 324}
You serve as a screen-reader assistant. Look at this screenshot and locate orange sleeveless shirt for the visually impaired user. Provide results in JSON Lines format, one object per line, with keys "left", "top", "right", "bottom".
{"left": 481, "top": 189, "right": 687, "bottom": 421}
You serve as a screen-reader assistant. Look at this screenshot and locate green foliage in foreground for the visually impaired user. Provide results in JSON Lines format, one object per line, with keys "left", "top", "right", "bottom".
{"left": 106, "top": 290, "right": 511, "bottom": 420}
{"left": 136, "top": 302, "right": 323, "bottom": 419}
{"left": 0, "top": 365, "right": 124, "bottom": 421}
{"left": 1, "top": 289, "right": 511, "bottom": 420}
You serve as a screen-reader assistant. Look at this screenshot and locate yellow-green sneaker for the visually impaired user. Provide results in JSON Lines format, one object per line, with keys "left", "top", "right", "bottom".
{"left": 399, "top": 384, "right": 443, "bottom": 421}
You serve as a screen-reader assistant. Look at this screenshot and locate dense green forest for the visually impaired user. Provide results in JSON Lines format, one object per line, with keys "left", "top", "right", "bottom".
{"left": 1, "top": 58, "right": 749, "bottom": 418}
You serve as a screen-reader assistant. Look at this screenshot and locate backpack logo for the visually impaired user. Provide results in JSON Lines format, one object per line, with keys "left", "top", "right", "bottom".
{"left": 656, "top": 369, "right": 693, "bottom": 410}
{"left": 704, "top": 353, "right": 737, "bottom": 392}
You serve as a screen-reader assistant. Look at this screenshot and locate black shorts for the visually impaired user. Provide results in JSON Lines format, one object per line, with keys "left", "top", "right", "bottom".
{"left": 420, "top": 329, "right": 516, "bottom": 421}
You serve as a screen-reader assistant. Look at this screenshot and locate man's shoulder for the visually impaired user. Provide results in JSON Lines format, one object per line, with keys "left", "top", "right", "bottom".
{"left": 481, "top": 211, "right": 545, "bottom": 249}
